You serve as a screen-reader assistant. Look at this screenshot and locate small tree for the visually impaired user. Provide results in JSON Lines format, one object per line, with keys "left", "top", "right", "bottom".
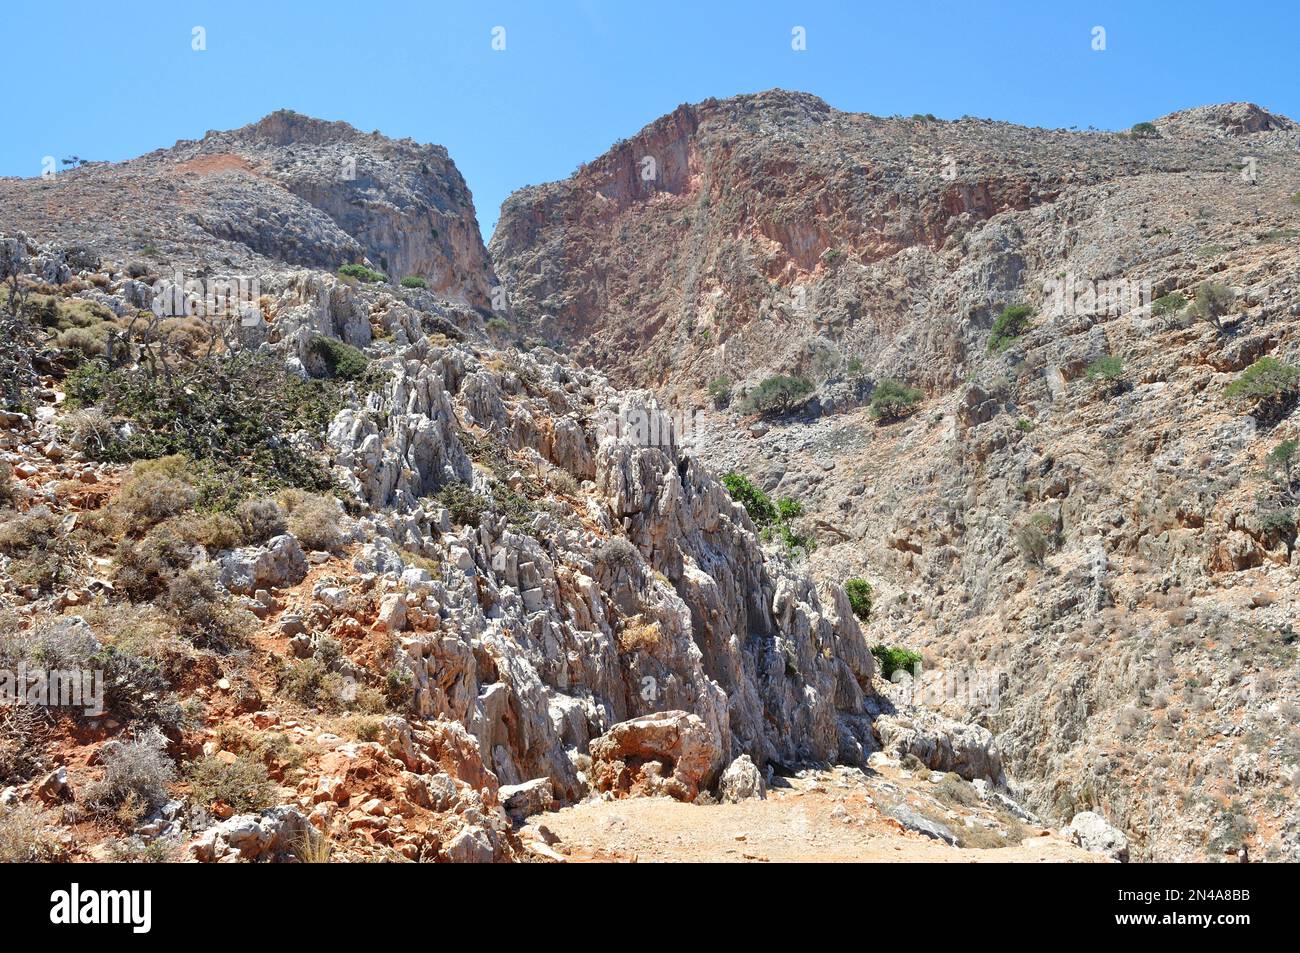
{"left": 843, "top": 578, "right": 873, "bottom": 621}
{"left": 1225, "top": 357, "right": 1300, "bottom": 419}
{"left": 870, "top": 379, "right": 923, "bottom": 421}
{"left": 1188, "top": 281, "right": 1235, "bottom": 325}
{"left": 988, "top": 304, "right": 1033, "bottom": 353}
{"left": 1129, "top": 122, "right": 1159, "bottom": 139}
{"left": 744, "top": 375, "right": 813, "bottom": 415}
{"left": 1016, "top": 523, "right": 1049, "bottom": 567}
{"left": 721, "top": 472, "right": 777, "bottom": 527}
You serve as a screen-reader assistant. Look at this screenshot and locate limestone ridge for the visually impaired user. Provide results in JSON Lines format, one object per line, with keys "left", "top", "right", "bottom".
{"left": 0, "top": 109, "right": 494, "bottom": 307}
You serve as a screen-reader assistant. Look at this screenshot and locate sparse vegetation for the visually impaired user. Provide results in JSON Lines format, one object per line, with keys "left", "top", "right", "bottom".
{"left": 843, "top": 578, "right": 873, "bottom": 622}
{"left": 988, "top": 304, "right": 1032, "bottom": 353}
{"left": 399, "top": 275, "right": 427, "bottom": 289}
{"left": 338, "top": 263, "right": 386, "bottom": 283}
{"left": 744, "top": 374, "right": 813, "bottom": 415}
{"left": 869, "top": 378, "right": 923, "bottom": 422}
{"left": 187, "top": 754, "right": 276, "bottom": 813}
{"left": 707, "top": 375, "right": 732, "bottom": 407}
{"left": 1225, "top": 357, "right": 1300, "bottom": 419}
{"left": 83, "top": 728, "right": 176, "bottom": 824}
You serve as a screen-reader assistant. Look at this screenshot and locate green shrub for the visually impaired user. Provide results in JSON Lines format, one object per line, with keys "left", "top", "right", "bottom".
{"left": 1016, "top": 418, "right": 1034, "bottom": 433}
{"left": 1188, "top": 281, "right": 1235, "bottom": 323}
{"left": 744, "top": 375, "right": 813, "bottom": 415}
{"left": 485, "top": 317, "right": 510, "bottom": 335}
{"left": 844, "top": 578, "right": 873, "bottom": 621}
{"left": 0, "top": 461, "right": 12, "bottom": 506}
{"left": 338, "top": 263, "right": 386, "bottom": 284}
{"left": 776, "top": 497, "right": 803, "bottom": 520}
{"left": 436, "top": 482, "right": 489, "bottom": 528}
{"left": 187, "top": 755, "right": 276, "bottom": 813}
{"left": 1129, "top": 122, "right": 1159, "bottom": 138}
{"left": 1016, "top": 523, "right": 1049, "bottom": 566}
{"left": 873, "top": 645, "right": 922, "bottom": 679}
{"left": 707, "top": 375, "right": 732, "bottom": 407}
{"left": 721, "top": 473, "right": 778, "bottom": 527}
{"left": 399, "top": 276, "right": 427, "bottom": 289}
{"left": 988, "top": 304, "right": 1033, "bottom": 353}
{"left": 308, "top": 336, "right": 370, "bottom": 381}
{"left": 67, "top": 352, "right": 341, "bottom": 499}
{"left": 1225, "top": 357, "right": 1300, "bottom": 418}
{"left": 1151, "top": 292, "right": 1186, "bottom": 317}
{"left": 870, "top": 379, "right": 924, "bottom": 421}
{"left": 1291, "top": 192, "right": 1300, "bottom": 206}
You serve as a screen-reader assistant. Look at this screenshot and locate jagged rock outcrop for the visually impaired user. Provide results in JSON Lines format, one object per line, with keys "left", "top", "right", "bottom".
{"left": 0, "top": 110, "right": 493, "bottom": 306}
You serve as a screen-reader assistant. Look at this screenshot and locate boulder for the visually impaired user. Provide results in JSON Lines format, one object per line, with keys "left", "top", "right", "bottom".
{"left": 499, "top": 777, "right": 555, "bottom": 821}
{"left": 1065, "top": 811, "right": 1129, "bottom": 862}
{"left": 589, "top": 710, "right": 723, "bottom": 802}
{"left": 718, "top": 754, "right": 766, "bottom": 803}
{"left": 218, "top": 534, "right": 307, "bottom": 595}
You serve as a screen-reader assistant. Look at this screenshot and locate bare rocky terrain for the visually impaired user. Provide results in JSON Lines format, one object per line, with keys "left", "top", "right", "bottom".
{"left": 0, "top": 92, "right": 1295, "bottom": 863}
{"left": 492, "top": 92, "right": 1300, "bottom": 862}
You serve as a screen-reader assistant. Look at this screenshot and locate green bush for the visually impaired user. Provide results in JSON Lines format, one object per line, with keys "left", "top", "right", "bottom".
{"left": 844, "top": 578, "right": 873, "bottom": 621}
{"left": 707, "top": 375, "right": 732, "bottom": 407}
{"left": 485, "top": 316, "right": 510, "bottom": 335}
{"left": 1085, "top": 356, "right": 1124, "bottom": 381}
{"left": 873, "top": 645, "right": 922, "bottom": 679}
{"left": 67, "top": 352, "right": 340, "bottom": 500}
{"left": 436, "top": 481, "right": 489, "bottom": 528}
{"left": 1129, "top": 122, "right": 1159, "bottom": 138}
{"left": 309, "top": 336, "right": 370, "bottom": 381}
{"left": 988, "top": 304, "right": 1033, "bottom": 353}
{"left": 1151, "top": 292, "right": 1186, "bottom": 317}
{"left": 1016, "top": 523, "right": 1049, "bottom": 566}
{"left": 399, "top": 276, "right": 427, "bottom": 289}
{"left": 1225, "top": 357, "right": 1300, "bottom": 418}
{"left": 338, "top": 263, "right": 386, "bottom": 284}
{"left": 1188, "top": 281, "right": 1235, "bottom": 323}
{"left": 721, "top": 473, "right": 778, "bottom": 527}
{"left": 870, "top": 379, "right": 924, "bottom": 422}
{"left": 744, "top": 375, "right": 813, "bottom": 415}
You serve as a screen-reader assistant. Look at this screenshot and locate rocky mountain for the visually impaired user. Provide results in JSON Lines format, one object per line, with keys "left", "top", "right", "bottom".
{"left": 2, "top": 93, "right": 1295, "bottom": 864}
{"left": 0, "top": 110, "right": 493, "bottom": 307}
{"left": 491, "top": 91, "right": 1300, "bottom": 861}
{"left": 2, "top": 110, "right": 1020, "bottom": 864}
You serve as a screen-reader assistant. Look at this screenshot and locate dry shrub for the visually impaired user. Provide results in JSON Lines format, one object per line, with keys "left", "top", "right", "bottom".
{"left": 117, "top": 458, "right": 196, "bottom": 527}
{"left": 279, "top": 490, "right": 345, "bottom": 552}
{"left": 83, "top": 728, "right": 175, "bottom": 823}
{"left": 0, "top": 803, "right": 66, "bottom": 862}
{"left": 236, "top": 497, "right": 286, "bottom": 544}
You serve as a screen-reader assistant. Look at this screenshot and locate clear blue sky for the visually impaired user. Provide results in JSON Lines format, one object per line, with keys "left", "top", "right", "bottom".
{"left": 7, "top": 1, "right": 1299, "bottom": 241}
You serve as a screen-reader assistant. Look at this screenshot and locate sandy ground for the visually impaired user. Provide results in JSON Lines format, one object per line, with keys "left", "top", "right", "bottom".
{"left": 529, "top": 768, "right": 1105, "bottom": 863}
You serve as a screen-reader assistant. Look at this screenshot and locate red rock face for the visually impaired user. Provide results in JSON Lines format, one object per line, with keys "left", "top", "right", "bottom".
{"left": 489, "top": 90, "right": 1268, "bottom": 397}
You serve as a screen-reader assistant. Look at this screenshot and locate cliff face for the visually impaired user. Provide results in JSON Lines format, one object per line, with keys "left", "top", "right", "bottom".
{"left": 490, "top": 91, "right": 1293, "bottom": 395}
{"left": 0, "top": 110, "right": 494, "bottom": 307}
{"left": 491, "top": 92, "right": 1300, "bottom": 861}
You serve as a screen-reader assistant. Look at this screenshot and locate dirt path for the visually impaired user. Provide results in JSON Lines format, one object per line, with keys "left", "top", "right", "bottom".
{"left": 529, "top": 767, "right": 1104, "bottom": 863}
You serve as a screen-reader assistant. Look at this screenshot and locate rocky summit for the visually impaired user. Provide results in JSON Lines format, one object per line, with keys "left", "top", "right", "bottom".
{"left": 0, "top": 92, "right": 1296, "bottom": 864}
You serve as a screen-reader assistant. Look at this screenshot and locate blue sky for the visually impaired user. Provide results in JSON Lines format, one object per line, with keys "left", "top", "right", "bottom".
{"left": 7, "top": 1, "right": 1299, "bottom": 241}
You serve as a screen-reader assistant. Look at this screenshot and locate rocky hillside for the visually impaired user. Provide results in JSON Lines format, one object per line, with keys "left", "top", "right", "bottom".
{"left": 492, "top": 91, "right": 1300, "bottom": 860}
{"left": 0, "top": 110, "right": 493, "bottom": 307}
{"left": 0, "top": 112, "right": 986, "bottom": 864}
